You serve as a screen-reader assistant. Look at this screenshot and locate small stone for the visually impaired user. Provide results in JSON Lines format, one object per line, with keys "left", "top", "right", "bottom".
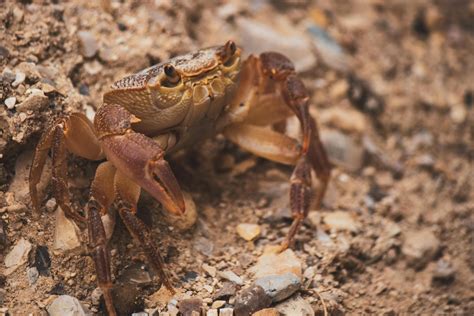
{"left": 213, "top": 282, "right": 237, "bottom": 300}
{"left": 253, "top": 308, "right": 280, "bottom": 316}
{"left": 132, "top": 313, "right": 148, "bottom": 316}
{"left": 27, "top": 266, "right": 39, "bottom": 285}
{"left": 4, "top": 97, "right": 16, "bottom": 109}
{"left": 33, "top": 245, "right": 51, "bottom": 275}
{"left": 402, "top": 229, "right": 440, "bottom": 269}
{"left": 432, "top": 259, "right": 456, "bottom": 284}
{"left": 218, "top": 270, "right": 244, "bottom": 285}
{"left": 47, "top": 295, "right": 89, "bottom": 316}
{"left": 120, "top": 263, "right": 152, "bottom": 285}
{"left": 211, "top": 300, "right": 225, "bottom": 309}
{"left": 249, "top": 248, "right": 302, "bottom": 279}
{"left": 45, "top": 198, "right": 57, "bottom": 212}
{"left": 234, "top": 285, "right": 272, "bottom": 316}
{"left": 307, "top": 24, "right": 349, "bottom": 72}
{"left": 275, "top": 295, "right": 314, "bottom": 316}
{"left": 77, "top": 31, "right": 98, "bottom": 58}
{"left": 149, "top": 287, "right": 174, "bottom": 310}
{"left": 53, "top": 208, "right": 81, "bottom": 252}
{"left": 220, "top": 308, "right": 234, "bottom": 316}
{"left": 178, "top": 298, "right": 202, "bottom": 316}
{"left": 202, "top": 263, "right": 217, "bottom": 277}
{"left": 163, "top": 192, "right": 197, "bottom": 230}
{"left": 319, "top": 107, "right": 366, "bottom": 134}
{"left": 12, "top": 71, "right": 26, "bottom": 87}
{"left": 2, "top": 67, "right": 15, "bottom": 82}
{"left": 320, "top": 130, "right": 365, "bottom": 172}
{"left": 323, "top": 211, "right": 360, "bottom": 233}
{"left": 450, "top": 104, "right": 466, "bottom": 123}
{"left": 255, "top": 273, "right": 301, "bottom": 302}
{"left": 206, "top": 309, "right": 218, "bottom": 316}
{"left": 0, "top": 219, "right": 7, "bottom": 251}
{"left": 236, "top": 223, "right": 261, "bottom": 241}
{"left": 193, "top": 236, "right": 214, "bottom": 256}
{"left": 4, "top": 238, "right": 32, "bottom": 275}
{"left": 16, "top": 93, "right": 49, "bottom": 112}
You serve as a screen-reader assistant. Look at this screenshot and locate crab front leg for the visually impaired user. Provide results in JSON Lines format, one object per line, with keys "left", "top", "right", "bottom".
{"left": 29, "top": 113, "right": 104, "bottom": 224}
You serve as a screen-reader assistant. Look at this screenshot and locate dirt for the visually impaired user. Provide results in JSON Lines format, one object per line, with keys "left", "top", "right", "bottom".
{"left": 1, "top": 0, "right": 473, "bottom": 315}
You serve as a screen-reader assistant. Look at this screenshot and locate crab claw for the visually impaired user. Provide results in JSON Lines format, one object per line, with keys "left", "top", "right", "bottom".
{"left": 95, "top": 104, "right": 185, "bottom": 216}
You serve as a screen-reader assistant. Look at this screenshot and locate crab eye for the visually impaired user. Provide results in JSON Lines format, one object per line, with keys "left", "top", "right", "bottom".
{"left": 162, "top": 64, "right": 181, "bottom": 87}
{"left": 219, "top": 40, "right": 238, "bottom": 67}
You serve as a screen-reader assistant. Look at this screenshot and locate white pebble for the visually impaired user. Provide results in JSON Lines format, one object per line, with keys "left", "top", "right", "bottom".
{"left": 4, "top": 97, "right": 16, "bottom": 109}
{"left": 12, "top": 71, "right": 26, "bottom": 87}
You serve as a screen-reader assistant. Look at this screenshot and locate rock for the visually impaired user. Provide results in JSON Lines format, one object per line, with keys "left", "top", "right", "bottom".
{"left": 33, "top": 245, "right": 51, "bottom": 275}
{"left": 178, "top": 298, "right": 202, "bottom": 316}
{"left": 0, "top": 218, "right": 7, "bottom": 252}
{"left": 253, "top": 308, "right": 280, "bottom": 316}
{"left": 149, "top": 287, "right": 174, "bottom": 310}
{"left": 193, "top": 236, "right": 214, "bottom": 256}
{"left": 249, "top": 248, "right": 302, "bottom": 279}
{"left": 0, "top": 289, "right": 6, "bottom": 305}
{"left": 2, "top": 67, "right": 15, "bottom": 82}
{"left": 211, "top": 300, "right": 225, "bottom": 309}
{"left": 323, "top": 211, "right": 360, "bottom": 233}
{"left": 237, "top": 223, "right": 261, "bottom": 241}
{"left": 255, "top": 273, "right": 301, "bottom": 303}
{"left": 220, "top": 308, "right": 234, "bottom": 316}
{"left": 27, "top": 266, "right": 39, "bottom": 285}
{"left": 432, "top": 259, "right": 456, "bottom": 284}
{"left": 16, "top": 93, "right": 49, "bottom": 112}
{"left": 4, "top": 238, "right": 32, "bottom": 275}
{"left": 53, "top": 208, "right": 81, "bottom": 252}
{"left": 120, "top": 263, "right": 152, "bottom": 285}
{"left": 77, "top": 31, "right": 98, "bottom": 58}
{"left": 202, "top": 263, "right": 217, "bottom": 277}
{"left": 207, "top": 309, "right": 218, "bottom": 316}
{"left": 236, "top": 17, "right": 316, "bottom": 72}
{"left": 319, "top": 107, "right": 366, "bottom": 134}
{"left": 4, "top": 97, "right": 16, "bottom": 109}
{"left": 450, "top": 104, "right": 466, "bottom": 123}
{"left": 213, "top": 282, "right": 237, "bottom": 300}
{"left": 47, "top": 295, "right": 90, "bottom": 316}
{"left": 275, "top": 295, "right": 314, "bottom": 316}
{"left": 218, "top": 270, "right": 244, "bottom": 285}
{"left": 163, "top": 192, "right": 197, "bottom": 231}
{"left": 234, "top": 285, "right": 272, "bottom": 316}
{"left": 320, "top": 130, "right": 365, "bottom": 172}
{"left": 12, "top": 71, "right": 26, "bottom": 87}
{"left": 402, "top": 229, "right": 440, "bottom": 269}
{"left": 307, "top": 24, "right": 349, "bottom": 72}
{"left": 131, "top": 313, "right": 148, "bottom": 316}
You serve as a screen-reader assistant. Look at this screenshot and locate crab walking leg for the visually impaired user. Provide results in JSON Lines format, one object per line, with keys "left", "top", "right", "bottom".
{"left": 94, "top": 104, "right": 185, "bottom": 216}
{"left": 86, "top": 161, "right": 117, "bottom": 316}
{"left": 261, "top": 52, "right": 331, "bottom": 248}
{"left": 114, "top": 171, "right": 174, "bottom": 292}
{"left": 29, "top": 113, "right": 104, "bottom": 223}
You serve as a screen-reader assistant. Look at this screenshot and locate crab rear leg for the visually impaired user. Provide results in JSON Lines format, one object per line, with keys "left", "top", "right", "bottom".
{"left": 29, "top": 113, "right": 104, "bottom": 223}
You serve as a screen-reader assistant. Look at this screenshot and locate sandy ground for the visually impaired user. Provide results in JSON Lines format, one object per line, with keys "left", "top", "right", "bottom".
{"left": 1, "top": 0, "right": 473, "bottom": 315}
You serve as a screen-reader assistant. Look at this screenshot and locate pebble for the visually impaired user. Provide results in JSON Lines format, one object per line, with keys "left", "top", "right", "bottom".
{"left": 236, "top": 17, "right": 316, "bottom": 72}
{"left": 234, "top": 284, "right": 272, "bottom": 316}
{"left": 220, "top": 308, "right": 234, "bottom": 316}
{"left": 132, "top": 313, "right": 148, "bottom": 316}
{"left": 206, "top": 309, "right": 218, "bottom": 316}
{"left": 0, "top": 219, "right": 7, "bottom": 251}
{"left": 255, "top": 272, "right": 301, "bottom": 303}
{"left": 218, "top": 270, "right": 244, "bottom": 285}
{"left": 178, "top": 298, "right": 202, "bottom": 316}
{"left": 249, "top": 248, "right": 302, "bottom": 279}
{"left": 27, "top": 266, "right": 39, "bottom": 285}
{"left": 4, "top": 238, "right": 32, "bottom": 275}
{"left": 77, "top": 31, "right": 98, "bottom": 58}
{"left": 211, "top": 300, "right": 225, "bottom": 309}
{"left": 193, "top": 236, "right": 214, "bottom": 256}
{"left": 275, "top": 295, "right": 314, "bottom": 316}
{"left": 16, "top": 93, "right": 49, "bottom": 112}
{"left": 47, "top": 295, "right": 90, "bottom": 316}
{"left": 12, "top": 71, "right": 26, "bottom": 87}
{"left": 320, "top": 130, "right": 365, "bottom": 172}
{"left": 2, "top": 67, "right": 15, "bottom": 82}
{"left": 432, "top": 259, "right": 456, "bottom": 284}
{"left": 307, "top": 23, "right": 349, "bottom": 72}
{"left": 53, "top": 208, "right": 81, "bottom": 252}
{"left": 236, "top": 223, "right": 261, "bottom": 241}
{"left": 319, "top": 107, "right": 367, "bottom": 134}
{"left": 45, "top": 198, "right": 58, "bottom": 212}
{"left": 402, "top": 228, "right": 440, "bottom": 269}
{"left": 323, "top": 211, "right": 360, "bottom": 233}
{"left": 253, "top": 308, "right": 280, "bottom": 316}
{"left": 202, "top": 263, "right": 217, "bottom": 277}
{"left": 4, "top": 97, "right": 16, "bottom": 109}
{"left": 213, "top": 282, "right": 237, "bottom": 300}
{"left": 33, "top": 245, "right": 51, "bottom": 275}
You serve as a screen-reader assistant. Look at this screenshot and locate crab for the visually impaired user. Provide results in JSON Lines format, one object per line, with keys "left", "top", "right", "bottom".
{"left": 29, "top": 40, "right": 331, "bottom": 315}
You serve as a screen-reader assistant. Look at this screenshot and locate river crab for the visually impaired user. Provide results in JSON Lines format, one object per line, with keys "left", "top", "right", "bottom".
{"left": 29, "top": 40, "right": 331, "bottom": 315}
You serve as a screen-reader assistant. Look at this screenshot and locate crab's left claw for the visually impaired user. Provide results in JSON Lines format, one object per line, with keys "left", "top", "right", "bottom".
{"left": 94, "top": 104, "right": 186, "bottom": 216}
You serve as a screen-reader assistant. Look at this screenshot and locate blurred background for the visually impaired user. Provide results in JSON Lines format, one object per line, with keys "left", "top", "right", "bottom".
{"left": 0, "top": 0, "right": 472, "bottom": 315}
